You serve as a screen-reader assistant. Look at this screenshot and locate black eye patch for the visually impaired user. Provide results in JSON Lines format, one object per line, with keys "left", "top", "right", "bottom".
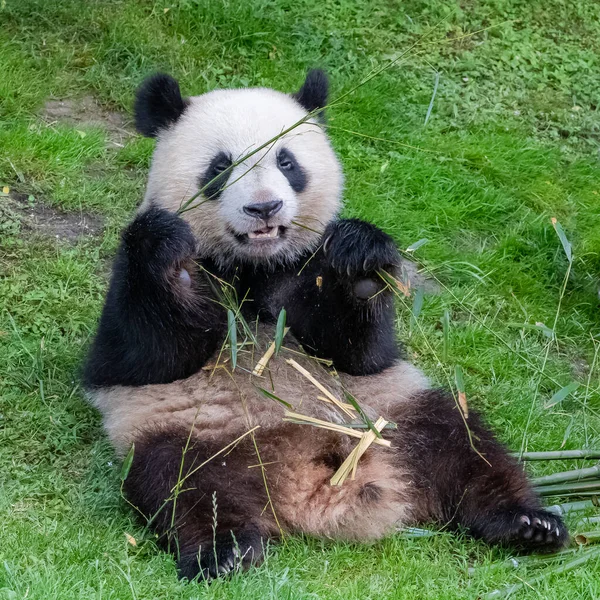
{"left": 277, "top": 148, "right": 307, "bottom": 193}
{"left": 199, "top": 152, "right": 233, "bottom": 200}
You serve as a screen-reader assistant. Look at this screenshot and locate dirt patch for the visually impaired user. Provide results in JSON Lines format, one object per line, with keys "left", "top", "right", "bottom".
{"left": 42, "top": 96, "right": 134, "bottom": 147}
{"left": 398, "top": 257, "right": 440, "bottom": 294}
{"left": 2, "top": 192, "right": 104, "bottom": 243}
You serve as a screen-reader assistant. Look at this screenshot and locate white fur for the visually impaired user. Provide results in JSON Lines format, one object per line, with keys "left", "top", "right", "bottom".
{"left": 141, "top": 87, "right": 343, "bottom": 267}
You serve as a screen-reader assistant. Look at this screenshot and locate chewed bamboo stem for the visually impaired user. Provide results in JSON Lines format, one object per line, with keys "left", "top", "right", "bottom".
{"left": 514, "top": 450, "right": 600, "bottom": 461}
{"left": 547, "top": 498, "right": 600, "bottom": 515}
{"left": 252, "top": 341, "right": 276, "bottom": 376}
{"left": 285, "top": 358, "right": 355, "bottom": 418}
{"left": 330, "top": 417, "right": 388, "bottom": 486}
{"left": 282, "top": 411, "right": 391, "bottom": 448}
{"left": 532, "top": 463, "right": 600, "bottom": 486}
{"left": 535, "top": 480, "right": 600, "bottom": 496}
{"left": 575, "top": 531, "right": 600, "bottom": 546}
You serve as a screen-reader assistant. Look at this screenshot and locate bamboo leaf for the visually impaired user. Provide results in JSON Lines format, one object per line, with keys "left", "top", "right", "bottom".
{"left": 545, "top": 381, "right": 580, "bottom": 409}
{"left": 120, "top": 444, "right": 135, "bottom": 482}
{"left": 256, "top": 387, "right": 293, "bottom": 409}
{"left": 343, "top": 390, "right": 382, "bottom": 438}
{"left": 551, "top": 217, "right": 572, "bottom": 263}
{"left": 406, "top": 238, "right": 429, "bottom": 252}
{"left": 274, "top": 308, "right": 287, "bottom": 356}
{"left": 227, "top": 309, "right": 237, "bottom": 369}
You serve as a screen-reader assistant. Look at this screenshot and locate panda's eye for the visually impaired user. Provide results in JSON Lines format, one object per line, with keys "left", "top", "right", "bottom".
{"left": 277, "top": 152, "right": 294, "bottom": 170}
{"left": 214, "top": 160, "right": 231, "bottom": 173}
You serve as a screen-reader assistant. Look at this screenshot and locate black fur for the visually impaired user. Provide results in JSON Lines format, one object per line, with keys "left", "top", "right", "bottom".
{"left": 123, "top": 428, "right": 275, "bottom": 580}
{"left": 276, "top": 148, "right": 307, "bottom": 193}
{"left": 134, "top": 74, "right": 188, "bottom": 137}
{"left": 293, "top": 69, "right": 329, "bottom": 114}
{"left": 85, "top": 213, "right": 401, "bottom": 385}
{"left": 391, "top": 389, "right": 569, "bottom": 552}
{"left": 83, "top": 208, "right": 225, "bottom": 387}
{"left": 199, "top": 152, "right": 233, "bottom": 200}
{"left": 245, "top": 218, "right": 401, "bottom": 375}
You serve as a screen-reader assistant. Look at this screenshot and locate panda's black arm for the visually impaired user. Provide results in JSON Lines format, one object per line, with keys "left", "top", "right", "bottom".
{"left": 83, "top": 208, "right": 226, "bottom": 388}
{"left": 251, "top": 219, "right": 401, "bottom": 376}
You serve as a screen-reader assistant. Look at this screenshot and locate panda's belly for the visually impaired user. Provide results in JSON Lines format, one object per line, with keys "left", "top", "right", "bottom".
{"left": 88, "top": 327, "right": 429, "bottom": 455}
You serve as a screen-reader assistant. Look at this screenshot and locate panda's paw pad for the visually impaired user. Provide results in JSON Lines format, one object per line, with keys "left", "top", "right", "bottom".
{"left": 323, "top": 219, "right": 399, "bottom": 279}
{"left": 508, "top": 509, "right": 568, "bottom": 551}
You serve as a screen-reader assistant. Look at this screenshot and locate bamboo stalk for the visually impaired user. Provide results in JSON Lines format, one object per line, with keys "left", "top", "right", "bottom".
{"left": 482, "top": 547, "right": 600, "bottom": 599}
{"left": 547, "top": 499, "right": 600, "bottom": 515}
{"left": 513, "top": 450, "right": 600, "bottom": 461}
{"left": 285, "top": 358, "right": 355, "bottom": 418}
{"left": 282, "top": 411, "right": 391, "bottom": 448}
{"left": 535, "top": 480, "right": 600, "bottom": 496}
{"left": 330, "top": 417, "right": 388, "bottom": 486}
{"left": 575, "top": 531, "right": 600, "bottom": 546}
{"left": 532, "top": 463, "right": 600, "bottom": 486}
{"left": 468, "top": 549, "right": 578, "bottom": 574}
{"left": 577, "top": 516, "right": 600, "bottom": 526}
{"left": 396, "top": 527, "right": 439, "bottom": 538}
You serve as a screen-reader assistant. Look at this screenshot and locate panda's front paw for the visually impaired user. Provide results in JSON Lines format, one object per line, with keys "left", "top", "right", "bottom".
{"left": 122, "top": 207, "right": 197, "bottom": 274}
{"left": 177, "top": 528, "right": 264, "bottom": 582}
{"left": 322, "top": 219, "right": 400, "bottom": 279}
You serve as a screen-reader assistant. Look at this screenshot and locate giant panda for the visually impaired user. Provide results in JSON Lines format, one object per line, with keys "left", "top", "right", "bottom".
{"left": 84, "top": 70, "right": 569, "bottom": 581}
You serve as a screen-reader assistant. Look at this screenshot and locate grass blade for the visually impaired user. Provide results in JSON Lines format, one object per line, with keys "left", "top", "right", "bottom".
{"left": 545, "top": 381, "right": 579, "bottom": 409}
{"left": 227, "top": 309, "right": 237, "bottom": 370}
{"left": 441, "top": 308, "right": 450, "bottom": 362}
{"left": 423, "top": 71, "right": 440, "bottom": 126}
{"left": 410, "top": 287, "right": 424, "bottom": 330}
{"left": 275, "top": 308, "right": 287, "bottom": 355}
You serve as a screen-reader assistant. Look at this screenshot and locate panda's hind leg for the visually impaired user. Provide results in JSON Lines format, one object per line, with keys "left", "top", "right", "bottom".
{"left": 123, "top": 427, "right": 279, "bottom": 581}
{"left": 393, "top": 389, "right": 569, "bottom": 552}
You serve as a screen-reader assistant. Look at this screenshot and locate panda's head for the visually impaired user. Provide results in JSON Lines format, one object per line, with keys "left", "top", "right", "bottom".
{"left": 136, "top": 71, "right": 343, "bottom": 267}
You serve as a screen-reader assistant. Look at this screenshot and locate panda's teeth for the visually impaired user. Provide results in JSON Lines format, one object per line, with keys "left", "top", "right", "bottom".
{"left": 247, "top": 226, "right": 280, "bottom": 240}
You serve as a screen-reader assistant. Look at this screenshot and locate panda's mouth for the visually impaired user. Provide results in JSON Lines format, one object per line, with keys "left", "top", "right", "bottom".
{"left": 235, "top": 225, "right": 285, "bottom": 243}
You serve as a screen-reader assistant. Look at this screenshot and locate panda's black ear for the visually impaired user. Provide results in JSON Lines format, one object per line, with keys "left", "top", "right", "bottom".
{"left": 293, "top": 69, "right": 329, "bottom": 114}
{"left": 134, "top": 73, "right": 188, "bottom": 138}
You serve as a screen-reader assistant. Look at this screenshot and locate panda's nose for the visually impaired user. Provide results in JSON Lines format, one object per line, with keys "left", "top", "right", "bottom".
{"left": 243, "top": 200, "right": 283, "bottom": 221}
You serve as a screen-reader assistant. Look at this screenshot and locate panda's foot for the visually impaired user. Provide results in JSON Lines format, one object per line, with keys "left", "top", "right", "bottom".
{"left": 177, "top": 528, "right": 265, "bottom": 582}
{"left": 480, "top": 508, "right": 569, "bottom": 552}
{"left": 322, "top": 219, "right": 400, "bottom": 279}
{"left": 123, "top": 207, "right": 197, "bottom": 274}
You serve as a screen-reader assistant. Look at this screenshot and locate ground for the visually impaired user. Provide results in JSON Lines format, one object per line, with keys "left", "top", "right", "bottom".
{"left": 1, "top": 1, "right": 600, "bottom": 598}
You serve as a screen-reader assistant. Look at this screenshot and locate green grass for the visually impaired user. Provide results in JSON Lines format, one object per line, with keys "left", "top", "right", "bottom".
{"left": 2, "top": 0, "right": 600, "bottom": 598}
